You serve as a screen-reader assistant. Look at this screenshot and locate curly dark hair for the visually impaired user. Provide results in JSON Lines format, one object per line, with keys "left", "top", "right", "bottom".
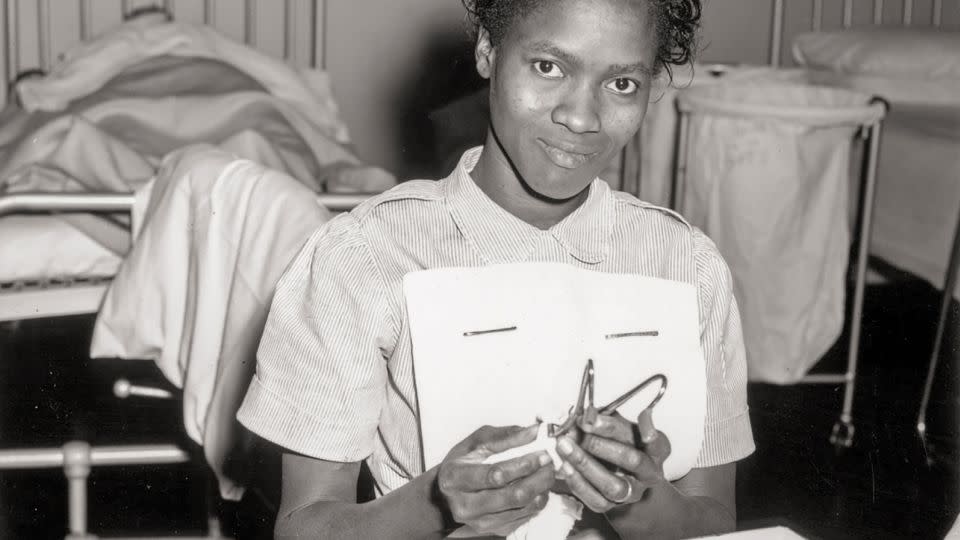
{"left": 462, "top": 0, "right": 701, "bottom": 77}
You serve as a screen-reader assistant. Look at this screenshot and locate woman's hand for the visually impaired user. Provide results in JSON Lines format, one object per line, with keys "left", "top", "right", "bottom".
{"left": 436, "top": 425, "right": 556, "bottom": 537}
{"left": 554, "top": 409, "right": 671, "bottom": 513}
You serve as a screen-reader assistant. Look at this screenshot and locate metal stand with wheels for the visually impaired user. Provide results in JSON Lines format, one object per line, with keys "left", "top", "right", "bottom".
{"left": 672, "top": 94, "right": 889, "bottom": 448}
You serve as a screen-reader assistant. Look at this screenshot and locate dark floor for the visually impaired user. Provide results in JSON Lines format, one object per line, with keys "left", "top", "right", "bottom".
{"left": 1, "top": 279, "right": 958, "bottom": 539}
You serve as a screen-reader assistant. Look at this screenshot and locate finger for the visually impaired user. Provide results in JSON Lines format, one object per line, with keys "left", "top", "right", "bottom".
{"left": 559, "top": 461, "right": 613, "bottom": 513}
{"left": 580, "top": 411, "right": 634, "bottom": 444}
{"left": 444, "top": 451, "right": 552, "bottom": 492}
{"left": 579, "top": 433, "right": 662, "bottom": 486}
{"left": 453, "top": 462, "right": 556, "bottom": 519}
{"left": 469, "top": 492, "right": 550, "bottom": 536}
{"left": 556, "top": 436, "right": 633, "bottom": 504}
{"left": 642, "top": 430, "right": 672, "bottom": 468}
{"left": 476, "top": 424, "right": 540, "bottom": 456}
{"left": 636, "top": 409, "right": 658, "bottom": 444}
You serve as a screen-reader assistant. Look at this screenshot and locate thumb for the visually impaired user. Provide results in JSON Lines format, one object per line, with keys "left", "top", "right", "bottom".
{"left": 636, "top": 408, "right": 658, "bottom": 445}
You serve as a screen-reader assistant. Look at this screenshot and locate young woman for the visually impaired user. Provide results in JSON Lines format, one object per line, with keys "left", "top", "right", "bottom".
{"left": 237, "top": 0, "right": 754, "bottom": 538}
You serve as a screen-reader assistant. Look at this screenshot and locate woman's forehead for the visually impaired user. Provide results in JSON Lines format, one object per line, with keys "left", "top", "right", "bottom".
{"left": 503, "top": 0, "right": 656, "bottom": 67}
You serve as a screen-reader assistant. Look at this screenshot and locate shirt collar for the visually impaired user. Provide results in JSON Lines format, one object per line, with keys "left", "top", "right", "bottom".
{"left": 445, "top": 146, "right": 614, "bottom": 265}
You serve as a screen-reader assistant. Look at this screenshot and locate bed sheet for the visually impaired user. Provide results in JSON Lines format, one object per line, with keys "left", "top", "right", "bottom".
{"left": 0, "top": 216, "right": 120, "bottom": 283}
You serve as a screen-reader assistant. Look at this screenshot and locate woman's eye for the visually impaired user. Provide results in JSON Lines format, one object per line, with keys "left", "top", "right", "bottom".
{"left": 533, "top": 60, "right": 563, "bottom": 78}
{"left": 606, "top": 77, "right": 639, "bottom": 95}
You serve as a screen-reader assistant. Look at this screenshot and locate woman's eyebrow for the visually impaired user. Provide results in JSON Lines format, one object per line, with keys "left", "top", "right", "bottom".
{"left": 527, "top": 40, "right": 582, "bottom": 69}
{"left": 606, "top": 62, "right": 655, "bottom": 78}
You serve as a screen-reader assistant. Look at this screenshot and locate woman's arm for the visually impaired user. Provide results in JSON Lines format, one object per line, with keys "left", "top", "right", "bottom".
{"left": 275, "top": 453, "right": 449, "bottom": 540}
{"left": 275, "top": 425, "right": 556, "bottom": 540}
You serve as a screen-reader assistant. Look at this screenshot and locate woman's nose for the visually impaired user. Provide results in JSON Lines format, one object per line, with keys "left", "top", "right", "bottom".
{"left": 551, "top": 85, "right": 601, "bottom": 134}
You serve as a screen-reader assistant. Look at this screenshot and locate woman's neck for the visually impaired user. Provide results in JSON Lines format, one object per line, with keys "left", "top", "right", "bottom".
{"left": 470, "top": 133, "right": 590, "bottom": 231}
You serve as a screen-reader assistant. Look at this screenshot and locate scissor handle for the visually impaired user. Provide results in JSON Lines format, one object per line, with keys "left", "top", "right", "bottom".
{"left": 598, "top": 373, "right": 668, "bottom": 416}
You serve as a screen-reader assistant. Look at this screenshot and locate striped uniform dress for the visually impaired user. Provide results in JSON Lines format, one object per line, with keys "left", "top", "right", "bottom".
{"left": 238, "top": 146, "right": 754, "bottom": 495}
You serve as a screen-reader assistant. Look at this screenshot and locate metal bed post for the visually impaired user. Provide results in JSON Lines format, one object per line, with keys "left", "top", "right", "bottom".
{"left": 916, "top": 193, "right": 960, "bottom": 441}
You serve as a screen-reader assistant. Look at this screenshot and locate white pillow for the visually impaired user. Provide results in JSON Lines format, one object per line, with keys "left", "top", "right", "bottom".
{"left": 793, "top": 29, "right": 960, "bottom": 79}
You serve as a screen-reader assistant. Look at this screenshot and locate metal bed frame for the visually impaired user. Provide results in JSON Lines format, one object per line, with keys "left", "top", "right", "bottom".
{"left": 0, "top": 1, "right": 367, "bottom": 539}
{"left": 0, "top": 192, "right": 373, "bottom": 540}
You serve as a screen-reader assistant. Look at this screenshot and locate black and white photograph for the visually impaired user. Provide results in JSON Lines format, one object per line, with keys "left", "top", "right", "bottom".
{"left": 0, "top": 0, "right": 958, "bottom": 538}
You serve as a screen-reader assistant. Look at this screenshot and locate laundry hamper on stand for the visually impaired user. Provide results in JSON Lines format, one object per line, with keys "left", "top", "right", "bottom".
{"left": 671, "top": 74, "right": 887, "bottom": 447}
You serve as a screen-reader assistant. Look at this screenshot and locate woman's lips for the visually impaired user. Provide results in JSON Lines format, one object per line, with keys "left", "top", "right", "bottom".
{"left": 538, "top": 139, "right": 598, "bottom": 169}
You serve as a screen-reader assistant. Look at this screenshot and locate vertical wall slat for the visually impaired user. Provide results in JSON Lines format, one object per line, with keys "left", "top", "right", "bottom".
{"left": 244, "top": 0, "right": 256, "bottom": 45}
{"left": 204, "top": 0, "right": 215, "bottom": 26}
{"left": 5, "top": 0, "right": 16, "bottom": 81}
{"left": 284, "top": 0, "right": 296, "bottom": 64}
{"left": 873, "top": 0, "right": 885, "bottom": 24}
{"left": 0, "top": 0, "right": 7, "bottom": 107}
{"left": 843, "top": 0, "right": 854, "bottom": 27}
{"left": 769, "top": 0, "right": 784, "bottom": 66}
{"left": 79, "top": 0, "right": 92, "bottom": 40}
{"left": 37, "top": 0, "right": 49, "bottom": 70}
{"left": 314, "top": 0, "right": 326, "bottom": 68}
{"left": 903, "top": 0, "right": 914, "bottom": 24}
{"left": 932, "top": 0, "right": 942, "bottom": 25}
{"left": 812, "top": 0, "right": 823, "bottom": 31}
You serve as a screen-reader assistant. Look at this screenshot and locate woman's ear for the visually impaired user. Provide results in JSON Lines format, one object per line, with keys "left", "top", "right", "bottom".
{"left": 474, "top": 27, "right": 495, "bottom": 79}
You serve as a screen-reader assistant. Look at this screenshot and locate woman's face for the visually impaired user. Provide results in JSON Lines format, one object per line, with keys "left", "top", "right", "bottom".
{"left": 476, "top": 0, "right": 657, "bottom": 200}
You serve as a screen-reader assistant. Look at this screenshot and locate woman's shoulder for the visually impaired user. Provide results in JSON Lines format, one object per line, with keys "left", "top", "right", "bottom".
{"left": 348, "top": 179, "right": 447, "bottom": 222}
{"left": 608, "top": 187, "right": 731, "bottom": 278}
{"left": 609, "top": 188, "right": 695, "bottom": 236}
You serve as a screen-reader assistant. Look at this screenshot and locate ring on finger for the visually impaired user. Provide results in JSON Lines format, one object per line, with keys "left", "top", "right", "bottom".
{"left": 611, "top": 476, "right": 634, "bottom": 504}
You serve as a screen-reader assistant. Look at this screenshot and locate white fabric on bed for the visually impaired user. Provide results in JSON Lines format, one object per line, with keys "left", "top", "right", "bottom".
{"left": 0, "top": 216, "right": 120, "bottom": 282}
{"left": 16, "top": 13, "right": 351, "bottom": 144}
{"left": 792, "top": 29, "right": 960, "bottom": 80}
{"left": 90, "top": 146, "right": 331, "bottom": 499}
{"left": 0, "top": 20, "right": 395, "bottom": 284}
{"left": 793, "top": 31, "right": 960, "bottom": 299}
{"left": 868, "top": 102, "right": 960, "bottom": 299}
{"left": 806, "top": 69, "right": 960, "bottom": 107}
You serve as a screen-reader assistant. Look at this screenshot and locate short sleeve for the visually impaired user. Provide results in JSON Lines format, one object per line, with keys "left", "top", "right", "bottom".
{"left": 691, "top": 229, "right": 755, "bottom": 468}
{"left": 237, "top": 213, "right": 396, "bottom": 462}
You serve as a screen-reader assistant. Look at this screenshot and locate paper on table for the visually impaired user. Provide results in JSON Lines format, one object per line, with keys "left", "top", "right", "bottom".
{"left": 403, "top": 262, "right": 706, "bottom": 482}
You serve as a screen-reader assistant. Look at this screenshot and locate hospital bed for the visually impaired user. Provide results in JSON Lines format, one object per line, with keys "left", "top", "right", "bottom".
{"left": 0, "top": 1, "right": 384, "bottom": 538}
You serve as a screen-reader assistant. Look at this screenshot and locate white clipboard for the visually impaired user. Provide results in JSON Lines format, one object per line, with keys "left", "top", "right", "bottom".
{"left": 404, "top": 263, "right": 706, "bottom": 481}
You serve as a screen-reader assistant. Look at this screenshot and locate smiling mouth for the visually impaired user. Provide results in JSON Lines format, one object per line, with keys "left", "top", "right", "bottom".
{"left": 537, "top": 139, "right": 598, "bottom": 169}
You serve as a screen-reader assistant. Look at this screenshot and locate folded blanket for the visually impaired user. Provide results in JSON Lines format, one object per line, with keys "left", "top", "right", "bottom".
{"left": 90, "top": 146, "right": 331, "bottom": 499}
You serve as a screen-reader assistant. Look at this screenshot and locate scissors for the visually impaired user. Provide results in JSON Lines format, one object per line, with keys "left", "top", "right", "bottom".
{"left": 548, "top": 359, "right": 668, "bottom": 437}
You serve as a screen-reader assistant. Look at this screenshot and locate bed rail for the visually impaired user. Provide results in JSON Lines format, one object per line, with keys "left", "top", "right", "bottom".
{"left": 0, "top": 191, "right": 375, "bottom": 217}
{"left": 0, "top": 442, "right": 193, "bottom": 539}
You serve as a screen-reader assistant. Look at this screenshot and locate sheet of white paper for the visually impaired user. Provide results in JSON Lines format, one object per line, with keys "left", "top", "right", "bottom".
{"left": 404, "top": 262, "right": 706, "bottom": 481}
